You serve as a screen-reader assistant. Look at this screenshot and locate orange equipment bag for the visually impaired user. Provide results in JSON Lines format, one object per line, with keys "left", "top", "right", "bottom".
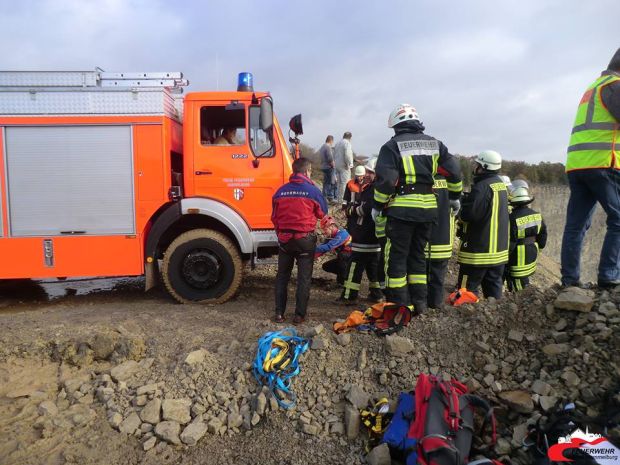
{"left": 446, "top": 288, "right": 480, "bottom": 306}
{"left": 333, "top": 310, "right": 367, "bottom": 334}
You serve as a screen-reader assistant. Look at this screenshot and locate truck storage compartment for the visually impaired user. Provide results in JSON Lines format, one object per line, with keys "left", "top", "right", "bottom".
{"left": 4, "top": 125, "right": 135, "bottom": 236}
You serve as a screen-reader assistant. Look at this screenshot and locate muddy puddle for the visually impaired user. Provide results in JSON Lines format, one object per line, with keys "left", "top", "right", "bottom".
{"left": 0, "top": 277, "right": 146, "bottom": 306}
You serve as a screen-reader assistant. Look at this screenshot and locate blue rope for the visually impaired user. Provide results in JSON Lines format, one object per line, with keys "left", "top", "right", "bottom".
{"left": 253, "top": 328, "right": 309, "bottom": 409}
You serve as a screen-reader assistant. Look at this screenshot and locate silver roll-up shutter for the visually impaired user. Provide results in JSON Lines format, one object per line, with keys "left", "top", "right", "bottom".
{"left": 5, "top": 125, "right": 135, "bottom": 236}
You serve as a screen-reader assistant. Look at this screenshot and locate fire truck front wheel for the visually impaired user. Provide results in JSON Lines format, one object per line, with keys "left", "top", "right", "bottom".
{"left": 162, "top": 229, "right": 243, "bottom": 304}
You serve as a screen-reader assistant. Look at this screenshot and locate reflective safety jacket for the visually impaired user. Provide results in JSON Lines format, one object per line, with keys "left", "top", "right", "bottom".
{"left": 344, "top": 181, "right": 380, "bottom": 251}
{"left": 457, "top": 172, "right": 509, "bottom": 266}
{"left": 373, "top": 121, "right": 462, "bottom": 223}
{"left": 508, "top": 204, "right": 547, "bottom": 278}
{"left": 567, "top": 72, "right": 620, "bottom": 171}
{"left": 426, "top": 175, "right": 455, "bottom": 261}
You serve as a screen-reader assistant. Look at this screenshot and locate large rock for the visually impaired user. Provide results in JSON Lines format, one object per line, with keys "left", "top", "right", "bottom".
{"left": 253, "top": 392, "right": 267, "bottom": 416}
{"left": 367, "top": 443, "right": 391, "bottom": 465}
{"left": 507, "top": 330, "right": 524, "bottom": 342}
{"left": 155, "top": 421, "right": 181, "bottom": 445}
{"left": 119, "top": 412, "right": 141, "bottom": 434}
{"left": 184, "top": 349, "right": 209, "bottom": 366}
{"left": 336, "top": 333, "right": 351, "bottom": 346}
{"left": 110, "top": 360, "right": 141, "bottom": 382}
{"left": 180, "top": 421, "right": 208, "bottom": 446}
{"left": 227, "top": 412, "right": 243, "bottom": 429}
{"left": 499, "top": 390, "right": 534, "bottom": 413}
{"left": 542, "top": 344, "right": 569, "bottom": 356}
{"left": 162, "top": 399, "right": 192, "bottom": 424}
{"left": 38, "top": 400, "right": 58, "bottom": 416}
{"left": 385, "top": 335, "right": 414, "bottom": 355}
{"left": 346, "top": 385, "right": 370, "bottom": 409}
{"left": 136, "top": 383, "right": 159, "bottom": 396}
{"left": 140, "top": 398, "right": 161, "bottom": 424}
{"left": 92, "top": 333, "right": 116, "bottom": 360}
{"left": 539, "top": 396, "right": 558, "bottom": 412}
{"left": 344, "top": 404, "right": 360, "bottom": 439}
{"left": 531, "top": 379, "right": 552, "bottom": 396}
{"left": 554, "top": 287, "right": 594, "bottom": 312}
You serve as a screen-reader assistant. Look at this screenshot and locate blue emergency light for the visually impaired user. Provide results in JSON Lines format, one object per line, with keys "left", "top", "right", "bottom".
{"left": 237, "top": 72, "right": 253, "bottom": 92}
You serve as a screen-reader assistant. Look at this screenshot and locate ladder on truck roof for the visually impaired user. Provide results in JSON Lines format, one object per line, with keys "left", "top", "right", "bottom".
{"left": 0, "top": 68, "right": 189, "bottom": 119}
{"left": 0, "top": 69, "right": 189, "bottom": 90}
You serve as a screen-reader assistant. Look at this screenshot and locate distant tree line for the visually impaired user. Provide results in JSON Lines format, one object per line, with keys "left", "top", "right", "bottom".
{"left": 295, "top": 142, "right": 568, "bottom": 187}
{"left": 458, "top": 156, "right": 567, "bottom": 186}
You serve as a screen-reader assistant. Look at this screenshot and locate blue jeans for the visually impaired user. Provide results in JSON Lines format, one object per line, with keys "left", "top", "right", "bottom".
{"left": 321, "top": 168, "right": 337, "bottom": 201}
{"left": 561, "top": 168, "right": 620, "bottom": 285}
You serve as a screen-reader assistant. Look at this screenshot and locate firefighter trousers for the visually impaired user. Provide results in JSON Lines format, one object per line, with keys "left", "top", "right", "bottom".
{"left": 341, "top": 251, "right": 382, "bottom": 301}
{"left": 507, "top": 276, "right": 530, "bottom": 292}
{"left": 378, "top": 237, "right": 387, "bottom": 291}
{"left": 427, "top": 259, "right": 449, "bottom": 309}
{"left": 457, "top": 264, "right": 505, "bottom": 299}
{"left": 384, "top": 217, "right": 432, "bottom": 311}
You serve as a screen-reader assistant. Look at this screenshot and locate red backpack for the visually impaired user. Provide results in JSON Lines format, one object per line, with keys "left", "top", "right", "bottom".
{"left": 408, "top": 374, "right": 498, "bottom": 465}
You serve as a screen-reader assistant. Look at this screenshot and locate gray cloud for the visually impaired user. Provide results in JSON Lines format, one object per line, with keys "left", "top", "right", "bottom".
{"left": 1, "top": 0, "right": 617, "bottom": 163}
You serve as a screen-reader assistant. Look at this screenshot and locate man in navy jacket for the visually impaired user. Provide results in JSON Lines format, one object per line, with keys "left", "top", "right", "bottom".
{"left": 272, "top": 158, "right": 328, "bottom": 324}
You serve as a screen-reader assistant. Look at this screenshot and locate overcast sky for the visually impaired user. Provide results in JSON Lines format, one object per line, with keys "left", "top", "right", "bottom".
{"left": 1, "top": 0, "right": 617, "bottom": 163}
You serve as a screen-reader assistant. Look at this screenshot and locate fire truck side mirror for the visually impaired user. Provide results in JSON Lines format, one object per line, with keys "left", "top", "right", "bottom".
{"left": 259, "top": 97, "right": 273, "bottom": 131}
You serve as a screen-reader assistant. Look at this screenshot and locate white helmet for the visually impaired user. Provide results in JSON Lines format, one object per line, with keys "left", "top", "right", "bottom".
{"left": 365, "top": 157, "right": 377, "bottom": 173}
{"left": 354, "top": 165, "right": 366, "bottom": 176}
{"left": 510, "top": 186, "right": 532, "bottom": 203}
{"left": 388, "top": 104, "right": 420, "bottom": 128}
{"left": 474, "top": 150, "right": 502, "bottom": 171}
{"left": 500, "top": 175, "right": 512, "bottom": 189}
{"left": 511, "top": 179, "right": 529, "bottom": 191}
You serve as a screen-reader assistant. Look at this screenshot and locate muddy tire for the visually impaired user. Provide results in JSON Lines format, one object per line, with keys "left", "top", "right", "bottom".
{"left": 162, "top": 229, "right": 243, "bottom": 304}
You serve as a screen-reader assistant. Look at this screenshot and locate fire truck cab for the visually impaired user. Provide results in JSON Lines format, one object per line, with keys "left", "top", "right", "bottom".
{"left": 0, "top": 69, "right": 295, "bottom": 303}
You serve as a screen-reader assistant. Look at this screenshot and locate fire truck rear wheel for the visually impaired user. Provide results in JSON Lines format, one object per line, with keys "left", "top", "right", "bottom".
{"left": 162, "top": 229, "right": 243, "bottom": 304}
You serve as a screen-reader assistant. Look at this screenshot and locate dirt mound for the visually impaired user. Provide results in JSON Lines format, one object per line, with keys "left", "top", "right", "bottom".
{"left": 0, "top": 259, "right": 618, "bottom": 464}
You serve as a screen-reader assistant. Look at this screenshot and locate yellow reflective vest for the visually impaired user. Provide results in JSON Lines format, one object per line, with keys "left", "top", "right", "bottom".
{"left": 567, "top": 73, "right": 620, "bottom": 172}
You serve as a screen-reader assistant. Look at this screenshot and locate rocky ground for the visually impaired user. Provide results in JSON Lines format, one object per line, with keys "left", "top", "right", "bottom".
{"left": 0, "top": 252, "right": 618, "bottom": 465}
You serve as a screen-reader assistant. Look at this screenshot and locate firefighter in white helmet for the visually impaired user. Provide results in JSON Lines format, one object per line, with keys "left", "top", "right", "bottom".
{"left": 454, "top": 150, "right": 510, "bottom": 300}
{"left": 506, "top": 181, "right": 547, "bottom": 291}
{"left": 338, "top": 160, "right": 383, "bottom": 303}
{"left": 373, "top": 104, "right": 462, "bottom": 313}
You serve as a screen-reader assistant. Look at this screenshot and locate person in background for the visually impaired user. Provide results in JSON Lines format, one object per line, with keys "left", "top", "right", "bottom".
{"left": 506, "top": 181, "right": 548, "bottom": 291}
{"left": 319, "top": 135, "right": 336, "bottom": 203}
{"left": 455, "top": 150, "right": 509, "bottom": 299}
{"left": 315, "top": 216, "right": 352, "bottom": 286}
{"left": 334, "top": 132, "right": 354, "bottom": 203}
{"left": 214, "top": 127, "right": 238, "bottom": 145}
{"left": 271, "top": 158, "right": 327, "bottom": 325}
{"left": 426, "top": 172, "right": 459, "bottom": 309}
{"left": 338, "top": 160, "right": 383, "bottom": 304}
{"left": 373, "top": 104, "right": 462, "bottom": 314}
{"left": 342, "top": 165, "right": 367, "bottom": 211}
{"left": 561, "top": 48, "right": 620, "bottom": 289}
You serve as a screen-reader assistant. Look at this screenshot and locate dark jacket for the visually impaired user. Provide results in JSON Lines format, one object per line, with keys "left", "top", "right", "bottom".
{"left": 508, "top": 204, "right": 547, "bottom": 277}
{"left": 344, "top": 180, "right": 379, "bottom": 249}
{"left": 457, "top": 172, "right": 509, "bottom": 266}
{"left": 428, "top": 175, "right": 454, "bottom": 261}
{"left": 319, "top": 143, "right": 334, "bottom": 170}
{"left": 272, "top": 173, "right": 327, "bottom": 243}
{"left": 373, "top": 120, "right": 462, "bottom": 223}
